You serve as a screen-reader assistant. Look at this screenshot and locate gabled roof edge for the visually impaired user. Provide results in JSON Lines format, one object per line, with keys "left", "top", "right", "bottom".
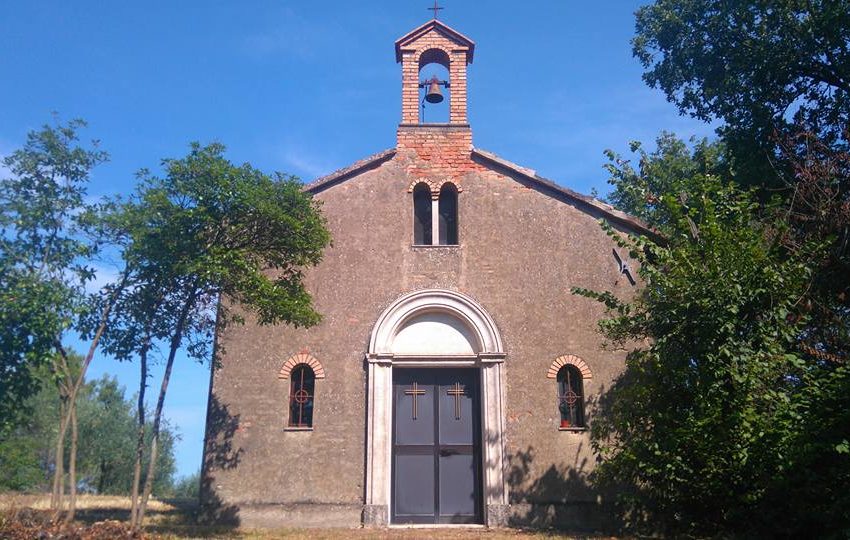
{"left": 394, "top": 19, "right": 476, "bottom": 63}
{"left": 304, "top": 148, "right": 396, "bottom": 194}
{"left": 471, "top": 148, "right": 661, "bottom": 240}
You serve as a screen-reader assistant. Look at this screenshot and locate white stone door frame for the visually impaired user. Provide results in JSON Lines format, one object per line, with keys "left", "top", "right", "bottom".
{"left": 363, "top": 289, "right": 508, "bottom": 527}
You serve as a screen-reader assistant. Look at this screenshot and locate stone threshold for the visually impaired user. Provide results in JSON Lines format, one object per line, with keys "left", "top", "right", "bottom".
{"left": 388, "top": 524, "right": 486, "bottom": 529}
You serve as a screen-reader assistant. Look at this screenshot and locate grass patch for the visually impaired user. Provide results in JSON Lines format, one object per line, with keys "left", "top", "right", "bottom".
{"left": 0, "top": 493, "right": 617, "bottom": 539}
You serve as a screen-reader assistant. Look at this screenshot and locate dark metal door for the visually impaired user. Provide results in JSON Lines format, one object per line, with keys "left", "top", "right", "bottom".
{"left": 392, "top": 368, "right": 482, "bottom": 524}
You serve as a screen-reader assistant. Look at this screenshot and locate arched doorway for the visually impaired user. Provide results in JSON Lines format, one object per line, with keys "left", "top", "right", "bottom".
{"left": 363, "top": 289, "right": 507, "bottom": 527}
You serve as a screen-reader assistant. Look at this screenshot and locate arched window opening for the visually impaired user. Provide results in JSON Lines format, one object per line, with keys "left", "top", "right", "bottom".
{"left": 413, "top": 183, "right": 433, "bottom": 245}
{"left": 438, "top": 183, "right": 458, "bottom": 245}
{"left": 289, "top": 365, "right": 315, "bottom": 428}
{"left": 557, "top": 366, "right": 584, "bottom": 428}
{"left": 418, "top": 48, "right": 451, "bottom": 123}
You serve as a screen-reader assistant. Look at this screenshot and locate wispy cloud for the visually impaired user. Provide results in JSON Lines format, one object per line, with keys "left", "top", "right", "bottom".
{"left": 535, "top": 83, "right": 717, "bottom": 149}
{"left": 275, "top": 142, "right": 340, "bottom": 180}
{"left": 484, "top": 81, "right": 721, "bottom": 196}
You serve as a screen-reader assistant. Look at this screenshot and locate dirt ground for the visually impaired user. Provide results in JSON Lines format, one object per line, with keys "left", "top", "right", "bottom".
{"left": 0, "top": 494, "right": 616, "bottom": 539}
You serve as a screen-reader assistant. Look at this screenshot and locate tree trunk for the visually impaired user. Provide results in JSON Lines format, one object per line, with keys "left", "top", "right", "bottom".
{"left": 129, "top": 339, "right": 150, "bottom": 529}
{"left": 50, "top": 398, "right": 67, "bottom": 513}
{"left": 53, "top": 271, "right": 129, "bottom": 519}
{"left": 136, "top": 345, "right": 176, "bottom": 526}
{"left": 50, "top": 351, "right": 75, "bottom": 516}
{"left": 139, "top": 425, "right": 161, "bottom": 527}
{"left": 98, "top": 459, "right": 107, "bottom": 495}
{"left": 64, "top": 403, "right": 78, "bottom": 523}
{"left": 137, "top": 294, "right": 196, "bottom": 527}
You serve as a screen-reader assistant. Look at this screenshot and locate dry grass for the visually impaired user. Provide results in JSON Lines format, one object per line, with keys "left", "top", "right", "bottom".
{"left": 0, "top": 492, "right": 173, "bottom": 512}
{"left": 0, "top": 493, "right": 612, "bottom": 539}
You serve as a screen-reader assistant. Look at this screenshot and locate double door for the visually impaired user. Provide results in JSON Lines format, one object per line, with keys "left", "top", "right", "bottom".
{"left": 391, "top": 368, "right": 482, "bottom": 524}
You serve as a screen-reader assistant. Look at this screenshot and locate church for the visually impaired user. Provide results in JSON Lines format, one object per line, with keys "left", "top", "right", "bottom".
{"left": 201, "top": 15, "right": 651, "bottom": 531}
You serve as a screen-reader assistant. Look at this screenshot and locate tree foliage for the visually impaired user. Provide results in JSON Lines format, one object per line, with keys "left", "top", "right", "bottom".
{"left": 0, "top": 368, "right": 177, "bottom": 496}
{"left": 94, "top": 142, "right": 330, "bottom": 527}
{"left": 0, "top": 119, "right": 106, "bottom": 434}
{"left": 633, "top": 0, "right": 850, "bottom": 363}
{"left": 1, "top": 118, "right": 328, "bottom": 524}
{"left": 578, "top": 138, "right": 850, "bottom": 537}
{"left": 580, "top": 5, "right": 850, "bottom": 534}
{"left": 604, "top": 132, "right": 729, "bottom": 230}
{"left": 170, "top": 470, "right": 200, "bottom": 500}
{"left": 633, "top": 0, "right": 850, "bottom": 187}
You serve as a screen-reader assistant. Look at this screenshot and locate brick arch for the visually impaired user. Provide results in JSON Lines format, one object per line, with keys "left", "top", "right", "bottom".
{"left": 278, "top": 353, "right": 326, "bottom": 380}
{"left": 435, "top": 179, "right": 463, "bottom": 194}
{"left": 413, "top": 45, "right": 453, "bottom": 69}
{"left": 407, "top": 178, "right": 436, "bottom": 194}
{"left": 547, "top": 354, "right": 592, "bottom": 380}
{"left": 407, "top": 179, "right": 464, "bottom": 196}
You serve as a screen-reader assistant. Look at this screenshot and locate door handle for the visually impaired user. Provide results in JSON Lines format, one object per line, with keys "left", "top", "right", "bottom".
{"left": 440, "top": 448, "right": 459, "bottom": 456}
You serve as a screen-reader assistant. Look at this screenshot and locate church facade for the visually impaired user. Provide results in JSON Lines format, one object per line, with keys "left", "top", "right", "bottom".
{"left": 201, "top": 18, "right": 650, "bottom": 530}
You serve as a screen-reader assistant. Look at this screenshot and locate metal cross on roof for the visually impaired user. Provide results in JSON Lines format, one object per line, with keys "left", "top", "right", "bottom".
{"left": 428, "top": 0, "right": 444, "bottom": 19}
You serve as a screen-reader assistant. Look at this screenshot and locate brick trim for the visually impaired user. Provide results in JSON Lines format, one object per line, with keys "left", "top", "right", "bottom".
{"left": 547, "top": 354, "right": 592, "bottom": 380}
{"left": 413, "top": 45, "right": 453, "bottom": 68}
{"left": 278, "top": 353, "right": 326, "bottom": 380}
{"left": 435, "top": 180, "right": 463, "bottom": 194}
{"left": 407, "top": 179, "right": 464, "bottom": 197}
{"left": 408, "top": 179, "right": 437, "bottom": 193}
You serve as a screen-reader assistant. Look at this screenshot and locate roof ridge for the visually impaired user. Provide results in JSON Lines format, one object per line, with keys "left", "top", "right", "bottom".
{"left": 394, "top": 19, "right": 475, "bottom": 63}
{"left": 304, "top": 148, "right": 396, "bottom": 193}
{"left": 471, "top": 147, "right": 660, "bottom": 239}
{"left": 302, "top": 145, "right": 659, "bottom": 240}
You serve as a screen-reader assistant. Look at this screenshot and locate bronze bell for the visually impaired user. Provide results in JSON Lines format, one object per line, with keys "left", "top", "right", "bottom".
{"left": 425, "top": 76, "right": 444, "bottom": 104}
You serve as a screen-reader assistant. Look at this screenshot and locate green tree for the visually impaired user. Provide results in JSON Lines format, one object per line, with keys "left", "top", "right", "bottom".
{"left": 577, "top": 137, "right": 849, "bottom": 536}
{"left": 604, "top": 132, "right": 729, "bottom": 230}
{"left": 100, "top": 142, "right": 330, "bottom": 528}
{"left": 0, "top": 119, "right": 130, "bottom": 520}
{"left": 632, "top": 0, "right": 850, "bottom": 364}
{"left": 0, "top": 378, "right": 53, "bottom": 491}
{"left": 170, "top": 470, "right": 200, "bottom": 500}
{"left": 633, "top": 0, "right": 850, "bottom": 188}
{"left": 0, "top": 370, "right": 178, "bottom": 497}
{"left": 0, "top": 119, "right": 106, "bottom": 435}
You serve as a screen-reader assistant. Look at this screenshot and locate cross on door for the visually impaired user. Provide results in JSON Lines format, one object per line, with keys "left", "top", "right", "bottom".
{"left": 404, "top": 382, "right": 426, "bottom": 420}
{"left": 447, "top": 382, "right": 466, "bottom": 420}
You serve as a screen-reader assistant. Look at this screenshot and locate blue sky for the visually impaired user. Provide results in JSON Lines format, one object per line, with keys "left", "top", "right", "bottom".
{"left": 0, "top": 1, "right": 714, "bottom": 480}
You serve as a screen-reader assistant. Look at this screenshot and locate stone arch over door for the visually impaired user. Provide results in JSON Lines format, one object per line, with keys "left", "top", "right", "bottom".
{"left": 363, "top": 289, "right": 507, "bottom": 527}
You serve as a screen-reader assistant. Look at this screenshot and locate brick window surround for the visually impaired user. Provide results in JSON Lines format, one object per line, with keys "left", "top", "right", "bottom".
{"left": 409, "top": 179, "right": 462, "bottom": 246}
{"left": 548, "top": 355, "right": 591, "bottom": 431}
{"left": 278, "top": 353, "right": 326, "bottom": 380}
{"left": 546, "top": 354, "right": 592, "bottom": 380}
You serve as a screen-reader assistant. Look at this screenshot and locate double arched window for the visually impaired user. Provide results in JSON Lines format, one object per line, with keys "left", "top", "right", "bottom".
{"left": 438, "top": 183, "right": 458, "bottom": 245}
{"left": 288, "top": 365, "right": 315, "bottom": 428}
{"left": 413, "top": 183, "right": 432, "bottom": 245}
{"left": 412, "top": 182, "right": 459, "bottom": 245}
{"left": 557, "top": 365, "right": 585, "bottom": 429}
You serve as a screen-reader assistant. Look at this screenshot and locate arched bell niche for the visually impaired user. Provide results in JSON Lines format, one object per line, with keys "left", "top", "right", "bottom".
{"left": 363, "top": 289, "right": 507, "bottom": 527}
{"left": 417, "top": 47, "right": 451, "bottom": 123}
